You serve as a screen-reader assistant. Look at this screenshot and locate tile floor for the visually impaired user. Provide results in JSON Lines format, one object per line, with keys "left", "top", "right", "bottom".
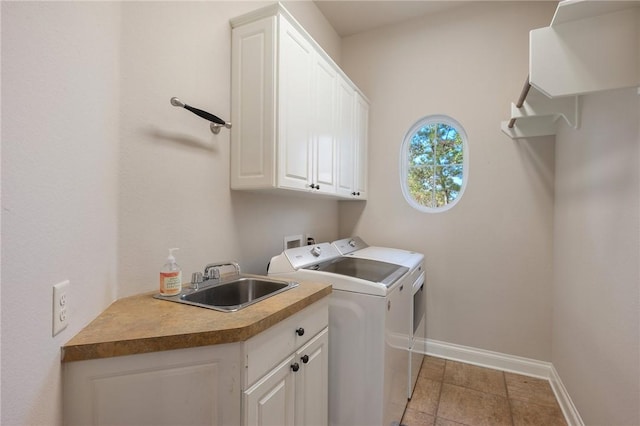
{"left": 401, "top": 356, "right": 567, "bottom": 426}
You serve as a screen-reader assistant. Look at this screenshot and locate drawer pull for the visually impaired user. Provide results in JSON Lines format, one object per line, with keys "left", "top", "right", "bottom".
{"left": 301, "top": 354, "right": 309, "bottom": 364}
{"left": 295, "top": 327, "right": 305, "bottom": 336}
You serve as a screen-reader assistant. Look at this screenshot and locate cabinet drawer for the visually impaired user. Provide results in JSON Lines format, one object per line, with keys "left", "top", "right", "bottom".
{"left": 244, "top": 297, "right": 328, "bottom": 387}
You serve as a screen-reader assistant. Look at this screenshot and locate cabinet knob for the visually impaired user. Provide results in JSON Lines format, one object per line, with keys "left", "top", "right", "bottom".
{"left": 309, "top": 183, "right": 317, "bottom": 189}
{"left": 301, "top": 354, "right": 309, "bottom": 364}
{"left": 296, "top": 327, "right": 305, "bottom": 336}
{"left": 291, "top": 362, "right": 300, "bottom": 372}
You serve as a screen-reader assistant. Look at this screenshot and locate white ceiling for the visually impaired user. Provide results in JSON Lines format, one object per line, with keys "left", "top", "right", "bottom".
{"left": 313, "top": 1, "right": 470, "bottom": 37}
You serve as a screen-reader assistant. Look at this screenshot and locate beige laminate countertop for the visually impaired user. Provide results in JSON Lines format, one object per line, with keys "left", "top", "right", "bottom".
{"left": 62, "top": 281, "right": 332, "bottom": 363}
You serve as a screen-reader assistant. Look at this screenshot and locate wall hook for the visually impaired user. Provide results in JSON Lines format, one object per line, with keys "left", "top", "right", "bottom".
{"left": 170, "top": 97, "right": 232, "bottom": 134}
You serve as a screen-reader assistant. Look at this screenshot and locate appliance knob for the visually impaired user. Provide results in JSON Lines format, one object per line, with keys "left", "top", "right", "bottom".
{"left": 310, "top": 246, "right": 322, "bottom": 257}
{"left": 301, "top": 354, "right": 309, "bottom": 364}
{"left": 291, "top": 363, "right": 300, "bottom": 372}
{"left": 348, "top": 239, "right": 356, "bottom": 247}
{"left": 296, "top": 327, "right": 305, "bottom": 336}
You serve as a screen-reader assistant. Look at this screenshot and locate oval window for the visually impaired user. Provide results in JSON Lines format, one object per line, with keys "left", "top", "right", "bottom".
{"left": 400, "top": 115, "right": 468, "bottom": 212}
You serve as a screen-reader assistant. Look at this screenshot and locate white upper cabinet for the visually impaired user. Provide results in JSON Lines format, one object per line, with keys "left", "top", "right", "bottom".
{"left": 311, "top": 54, "right": 338, "bottom": 195}
{"left": 277, "top": 17, "right": 315, "bottom": 191}
{"left": 230, "top": 3, "right": 368, "bottom": 200}
{"left": 353, "top": 93, "right": 369, "bottom": 199}
{"left": 335, "top": 75, "right": 356, "bottom": 198}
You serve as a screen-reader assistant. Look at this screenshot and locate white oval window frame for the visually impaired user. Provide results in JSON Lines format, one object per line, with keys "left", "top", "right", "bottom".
{"left": 399, "top": 114, "right": 469, "bottom": 213}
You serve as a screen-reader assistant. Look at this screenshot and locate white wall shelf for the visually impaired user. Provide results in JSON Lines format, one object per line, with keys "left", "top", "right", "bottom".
{"left": 501, "top": 86, "right": 578, "bottom": 139}
{"left": 530, "top": 0, "right": 639, "bottom": 98}
{"left": 502, "top": 0, "right": 639, "bottom": 139}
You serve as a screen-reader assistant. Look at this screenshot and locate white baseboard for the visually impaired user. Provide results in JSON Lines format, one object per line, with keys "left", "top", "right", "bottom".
{"left": 422, "top": 338, "right": 584, "bottom": 426}
{"left": 549, "top": 364, "right": 585, "bottom": 426}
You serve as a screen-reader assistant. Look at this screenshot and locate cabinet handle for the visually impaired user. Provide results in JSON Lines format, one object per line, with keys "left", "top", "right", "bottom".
{"left": 301, "top": 354, "right": 309, "bottom": 364}
{"left": 291, "top": 362, "right": 300, "bottom": 372}
{"left": 295, "top": 327, "right": 305, "bottom": 336}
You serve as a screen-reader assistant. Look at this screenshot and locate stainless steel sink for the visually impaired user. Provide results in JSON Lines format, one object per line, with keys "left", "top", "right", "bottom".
{"left": 154, "top": 275, "right": 298, "bottom": 312}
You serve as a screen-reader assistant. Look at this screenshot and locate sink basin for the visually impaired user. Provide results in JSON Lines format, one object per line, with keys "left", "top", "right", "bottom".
{"left": 155, "top": 276, "right": 298, "bottom": 312}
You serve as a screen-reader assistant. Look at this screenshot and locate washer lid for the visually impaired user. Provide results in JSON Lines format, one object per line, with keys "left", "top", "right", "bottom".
{"left": 347, "top": 246, "right": 421, "bottom": 266}
{"left": 306, "top": 257, "right": 408, "bottom": 288}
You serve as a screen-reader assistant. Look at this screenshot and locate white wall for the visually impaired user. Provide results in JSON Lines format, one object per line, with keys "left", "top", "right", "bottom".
{"left": 1, "top": 3, "right": 121, "bottom": 424}
{"left": 338, "top": 2, "right": 558, "bottom": 361}
{"left": 117, "top": 1, "right": 341, "bottom": 297}
{"left": 553, "top": 87, "right": 640, "bottom": 425}
{"left": 1, "top": 1, "right": 341, "bottom": 424}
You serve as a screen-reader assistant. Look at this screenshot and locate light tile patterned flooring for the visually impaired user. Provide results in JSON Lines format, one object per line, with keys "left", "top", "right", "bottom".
{"left": 402, "top": 356, "right": 567, "bottom": 426}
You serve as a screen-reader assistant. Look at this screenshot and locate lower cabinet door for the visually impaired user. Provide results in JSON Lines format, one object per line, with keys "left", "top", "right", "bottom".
{"left": 63, "top": 344, "right": 241, "bottom": 426}
{"left": 244, "top": 355, "right": 296, "bottom": 426}
{"left": 295, "top": 327, "right": 329, "bottom": 426}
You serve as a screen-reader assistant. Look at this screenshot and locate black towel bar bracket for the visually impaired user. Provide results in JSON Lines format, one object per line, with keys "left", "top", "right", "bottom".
{"left": 170, "top": 97, "right": 232, "bottom": 134}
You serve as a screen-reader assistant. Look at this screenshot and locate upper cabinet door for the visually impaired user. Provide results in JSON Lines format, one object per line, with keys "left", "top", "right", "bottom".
{"left": 312, "top": 55, "right": 337, "bottom": 194}
{"left": 336, "top": 75, "right": 355, "bottom": 198}
{"left": 354, "top": 93, "right": 369, "bottom": 199}
{"left": 277, "top": 18, "right": 314, "bottom": 191}
{"left": 230, "top": 16, "right": 277, "bottom": 190}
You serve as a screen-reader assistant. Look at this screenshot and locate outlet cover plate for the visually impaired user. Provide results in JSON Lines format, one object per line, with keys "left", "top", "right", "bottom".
{"left": 284, "top": 234, "right": 303, "bottom": 250}
{"left": 53, "top": 280, "right": 69, "bottom": 336}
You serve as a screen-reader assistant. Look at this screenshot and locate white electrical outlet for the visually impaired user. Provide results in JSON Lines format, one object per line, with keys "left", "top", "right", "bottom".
{"left": 53, "top": 280, "right": 70, "bottom": 336}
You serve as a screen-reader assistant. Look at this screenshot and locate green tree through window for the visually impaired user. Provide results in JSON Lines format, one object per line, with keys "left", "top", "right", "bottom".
{"left": 401, "top": 116, "right": 468, "bottom": 212}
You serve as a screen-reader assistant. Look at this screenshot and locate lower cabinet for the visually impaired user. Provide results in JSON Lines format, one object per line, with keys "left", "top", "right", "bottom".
{"left": 63, "top": 298, "right": 329, "bottom": 426}
{"left": 63, "top": 342, "right": 242, "bottom": 426}
{"left": 243, "top": 328, "right": 328, "bottom": 426}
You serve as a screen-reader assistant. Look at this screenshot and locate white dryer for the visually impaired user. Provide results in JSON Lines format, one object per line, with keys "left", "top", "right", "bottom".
{"left": 333, "top": 237, "right": 426, "bottom": 399}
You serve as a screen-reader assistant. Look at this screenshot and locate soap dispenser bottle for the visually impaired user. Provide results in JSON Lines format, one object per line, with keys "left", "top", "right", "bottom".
{"left": 160, "top": 248, "right": 182, "bottom": 296}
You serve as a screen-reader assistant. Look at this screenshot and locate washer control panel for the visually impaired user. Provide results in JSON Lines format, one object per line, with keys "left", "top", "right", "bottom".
{"left": 284, "top": 242, "right": 339, "bottom": 270}
{"left": 332, "top": 236, "right": 368, "bottom": 255}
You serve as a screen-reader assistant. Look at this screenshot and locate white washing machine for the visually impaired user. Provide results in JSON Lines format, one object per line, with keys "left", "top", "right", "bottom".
{"left": 268, "top": 242, "right": 412, "bottom": 426}
{"left": 333, "top": 237, "right": 426, "bottom": 399}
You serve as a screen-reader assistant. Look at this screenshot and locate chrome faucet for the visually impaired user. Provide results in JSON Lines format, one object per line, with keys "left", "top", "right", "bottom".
{"left": 203, "top": 261, "right": 241, "bottom": 279}
{"left": 191, "top": 261, "right": 241, "bottom": 290}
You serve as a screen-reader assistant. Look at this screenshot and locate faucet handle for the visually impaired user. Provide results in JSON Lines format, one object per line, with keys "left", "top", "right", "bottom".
{"left": 191, "top": 272, "right": 204, "bottom": 290}
{"left": 204, "top": 268, "right": 220, "bottom": 280}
